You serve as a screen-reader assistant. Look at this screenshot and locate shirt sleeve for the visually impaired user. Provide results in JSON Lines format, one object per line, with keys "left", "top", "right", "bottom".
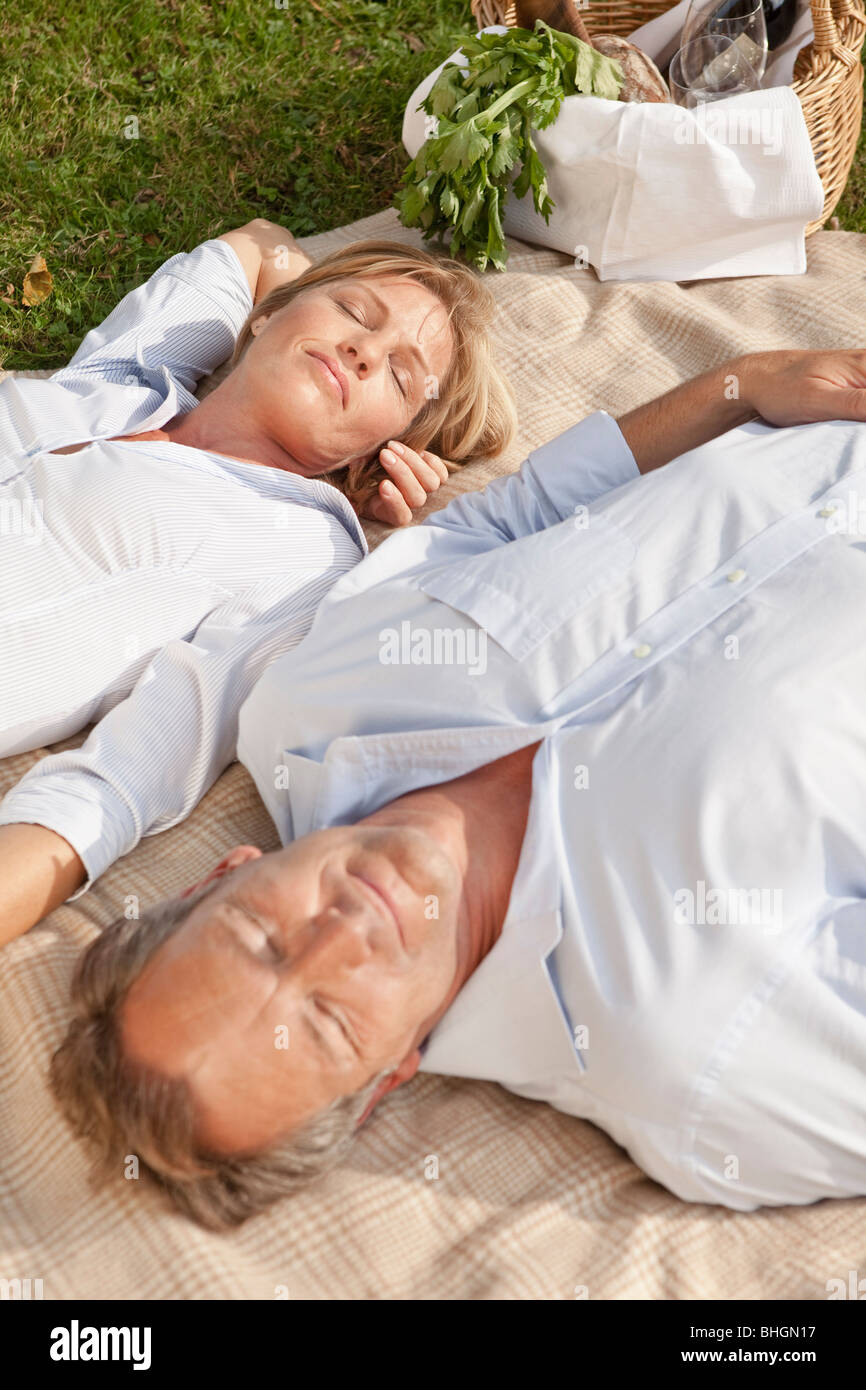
{"left": 423, "top": 410, "right": 640, "bottom": 545}
{"left": 50, "top": 239, "right": 254, "bottom": 398}
{"left": 0, "top": 565, "right": 356, "bottom": 899}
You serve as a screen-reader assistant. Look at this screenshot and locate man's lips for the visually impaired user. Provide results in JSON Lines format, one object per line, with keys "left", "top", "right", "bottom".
{"left": 308, "top": 350, "right": 347, "bottom": 408}
{"left": 351, "top": 871, "right": 406, "bottom": 949}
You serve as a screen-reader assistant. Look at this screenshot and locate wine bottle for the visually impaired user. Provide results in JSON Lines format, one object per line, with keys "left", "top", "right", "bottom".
{"left": 762, "top": 0, "right": 800, "bottom": 48}
{"left": 689, "top": 0, "right": 768, "bottom": 80}
{"left": 708, "top": 0, "right": 800, "bottom": 48}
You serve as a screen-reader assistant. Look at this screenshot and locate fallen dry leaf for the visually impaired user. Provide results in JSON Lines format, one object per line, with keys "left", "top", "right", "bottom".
{"left": 143, "top": 233, "right": 160, "bottom": 246}
{"left": 1, "top": 282, "right": 16, "bottom": 305}
{"left": 22, "top": 254, "right": 53, "bottom": 306}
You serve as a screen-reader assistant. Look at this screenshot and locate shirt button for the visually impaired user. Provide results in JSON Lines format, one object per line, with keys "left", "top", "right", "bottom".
{"left": 726, "top": 568, "right": 746, "bottom": 583}
{"left": 818, "top": 505, "right": 837, "bottom": 518}
{"left": 632, "top": 643, "right": 652, "bottom": 658}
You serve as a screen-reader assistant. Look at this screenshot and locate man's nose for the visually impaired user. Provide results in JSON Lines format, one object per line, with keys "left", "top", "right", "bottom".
{"left": 304, "top": 897, "right": 379, "bottom": 956}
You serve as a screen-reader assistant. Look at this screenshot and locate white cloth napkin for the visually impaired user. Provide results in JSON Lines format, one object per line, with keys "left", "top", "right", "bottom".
{"left": 401, "top": 21, "right": 825, "bottom": 281}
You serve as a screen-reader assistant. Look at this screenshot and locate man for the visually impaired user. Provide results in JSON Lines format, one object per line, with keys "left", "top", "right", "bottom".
{"left": 30, "top": 349, "right": 866, "bottom": 1228}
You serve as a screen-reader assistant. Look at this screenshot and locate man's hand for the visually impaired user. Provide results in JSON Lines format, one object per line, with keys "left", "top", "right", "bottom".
{"left": 744, "top": 349, "right": 866, "bottom": 428}
{"left": 357, "top": 440, "right": 451, "bottom": 527}
{"left": 0, "top": 823, "right": 86, "bottom": 948}
{"left": 616, "top": 347, "right": 866, "bottom": 476}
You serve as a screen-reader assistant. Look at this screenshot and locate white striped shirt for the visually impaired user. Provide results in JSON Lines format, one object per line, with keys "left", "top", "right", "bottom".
{"left": 0, "top": 239, "right": 367, "bottom": 896}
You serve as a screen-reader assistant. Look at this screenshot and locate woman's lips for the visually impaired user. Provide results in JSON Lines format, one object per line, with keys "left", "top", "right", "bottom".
{"left": 308, "top": 351, "right": 346, "bottom": 407}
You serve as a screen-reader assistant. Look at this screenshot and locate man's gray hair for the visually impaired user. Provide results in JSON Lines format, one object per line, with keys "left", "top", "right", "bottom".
{"left": 49, "top": 879, "right": 394, "bottom": 1231}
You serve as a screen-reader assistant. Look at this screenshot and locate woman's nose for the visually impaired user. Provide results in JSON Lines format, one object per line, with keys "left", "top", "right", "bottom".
{"left": 345, "top": 343, "right": 374, "bottom": 376}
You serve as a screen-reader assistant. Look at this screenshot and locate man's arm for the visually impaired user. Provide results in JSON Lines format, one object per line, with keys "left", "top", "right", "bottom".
{"left": 616, "top": 354, "right": 757, "bottom": 474}
{"left": 616, "top": 348, "right": 866, "bottom": 473}
{"left": 424, "top": 356, "right": 763, "bottom": 546}
{"left": 217, "top": 219, "right": 313, "bottom": 306}
{"left": 423, "top": 348, "right": 866, "bottom": 547}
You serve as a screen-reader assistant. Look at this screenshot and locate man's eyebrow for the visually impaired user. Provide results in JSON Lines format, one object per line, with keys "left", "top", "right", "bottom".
{"left": 356, "top": 283, "right": 433, "bottom": 388}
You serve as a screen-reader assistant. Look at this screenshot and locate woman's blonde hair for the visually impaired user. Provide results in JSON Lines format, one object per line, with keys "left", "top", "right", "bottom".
{"left": 226, "top": 237, "right": 518, "bottom": 514}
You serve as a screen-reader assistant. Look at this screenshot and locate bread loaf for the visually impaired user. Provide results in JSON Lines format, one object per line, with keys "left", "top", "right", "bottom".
{"left": 590, "top": 35, "right": 671, "bottom": 103}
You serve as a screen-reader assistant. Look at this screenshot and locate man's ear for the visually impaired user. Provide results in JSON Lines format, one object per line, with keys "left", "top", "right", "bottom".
{"left": 178, "top": 844, "right": 262, "bottom": 900}
{"left": 355, "top": 1049, "right": 422, "bottom": 1129}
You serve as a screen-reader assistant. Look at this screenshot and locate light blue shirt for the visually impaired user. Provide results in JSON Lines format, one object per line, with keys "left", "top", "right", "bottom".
{"left": 238, "top": 409, "right": 866, "bottom": 1211}
{"left": 0, "top": 239, "right": 366, "bottom": 890}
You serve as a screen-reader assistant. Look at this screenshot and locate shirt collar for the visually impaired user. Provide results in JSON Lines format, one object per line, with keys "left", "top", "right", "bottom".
{"left": 40, "top": 362, "right": 370, "bottom": 555}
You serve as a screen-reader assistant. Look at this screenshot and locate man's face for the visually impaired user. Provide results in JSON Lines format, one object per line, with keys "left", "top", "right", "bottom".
{"left": 120, "top": 821, "right": 465, "bottom": 1154}
{"left": 235, "top": 273, "right": 454, "bottom": 476}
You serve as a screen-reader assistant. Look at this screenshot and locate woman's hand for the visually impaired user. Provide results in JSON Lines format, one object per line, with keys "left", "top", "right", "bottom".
{"left": 358, "top": 439, "right": 451, "bottom": 527}
{"left": 744, "top": 349, "right": 866, "bottom": 428}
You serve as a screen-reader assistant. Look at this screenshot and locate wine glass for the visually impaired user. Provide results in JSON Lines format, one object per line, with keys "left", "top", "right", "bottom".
{"left": 680, "top": 0, "right": 768, "bottom": 84}
{"left": 669, "top": 35, "right": 762, "bottom": 106}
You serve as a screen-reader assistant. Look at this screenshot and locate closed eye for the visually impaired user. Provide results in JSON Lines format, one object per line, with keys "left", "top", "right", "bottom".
{"left": 316, "top": 996, "right": 357, "bottom": 1054}
{"left": 337, "top": 299, "right": 408, "bottom": 399}
{"left": 222, "top": 900, "right": 283, "bottom": 964}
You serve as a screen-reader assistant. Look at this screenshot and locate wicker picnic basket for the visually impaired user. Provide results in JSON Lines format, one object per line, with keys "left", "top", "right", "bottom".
{"left": 470, "top": 0, "right": 866, "bottom": 233}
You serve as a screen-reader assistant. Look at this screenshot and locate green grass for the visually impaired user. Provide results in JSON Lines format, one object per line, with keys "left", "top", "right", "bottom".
{"left": 1, "top": 1, "right": 865, "bottom": 370}
{"left": 835, "top": 80, "right": 866, "bottom": 233}
{"left": 0, "top": 0, "right": 473, "bottom": 369}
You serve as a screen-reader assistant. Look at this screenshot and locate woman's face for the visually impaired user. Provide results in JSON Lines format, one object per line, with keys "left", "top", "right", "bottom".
{"left": 234, "top": 274, "right": 455, "bottom": 476}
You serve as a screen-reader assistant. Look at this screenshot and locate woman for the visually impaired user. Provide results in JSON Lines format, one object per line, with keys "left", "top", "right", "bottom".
{"left": 0, "top": 220, "right": 518, "bottom": 923}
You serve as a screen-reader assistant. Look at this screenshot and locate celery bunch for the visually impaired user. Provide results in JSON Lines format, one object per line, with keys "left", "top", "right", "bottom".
{"left": 395, "top": 20, "right": 623, "bottom": 272}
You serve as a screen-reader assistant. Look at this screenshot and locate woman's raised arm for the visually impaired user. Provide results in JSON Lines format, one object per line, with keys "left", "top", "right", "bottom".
{"left": 217, "top": 218, "right": 313, "bottom": 306}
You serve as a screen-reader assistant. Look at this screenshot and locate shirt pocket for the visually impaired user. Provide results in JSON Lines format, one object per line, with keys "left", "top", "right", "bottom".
{"left": 415, "top": 514, "right": 636, "bottom": 662}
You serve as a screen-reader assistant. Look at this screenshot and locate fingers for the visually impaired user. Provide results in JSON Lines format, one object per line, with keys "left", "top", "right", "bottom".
{"left": 363, "top": 479, "right": 414, "bottom": 527}
{"left": 380, "top": 440, "right": 448, "bottom": 499}
{"left": 359, "top": 441, "right": 451, "bottom": 527}
{"left": 413, "top": 445, "right": 450, "bottom": 485}
{"left": 378, "top": 450, "right": 427, "bottom": 509}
